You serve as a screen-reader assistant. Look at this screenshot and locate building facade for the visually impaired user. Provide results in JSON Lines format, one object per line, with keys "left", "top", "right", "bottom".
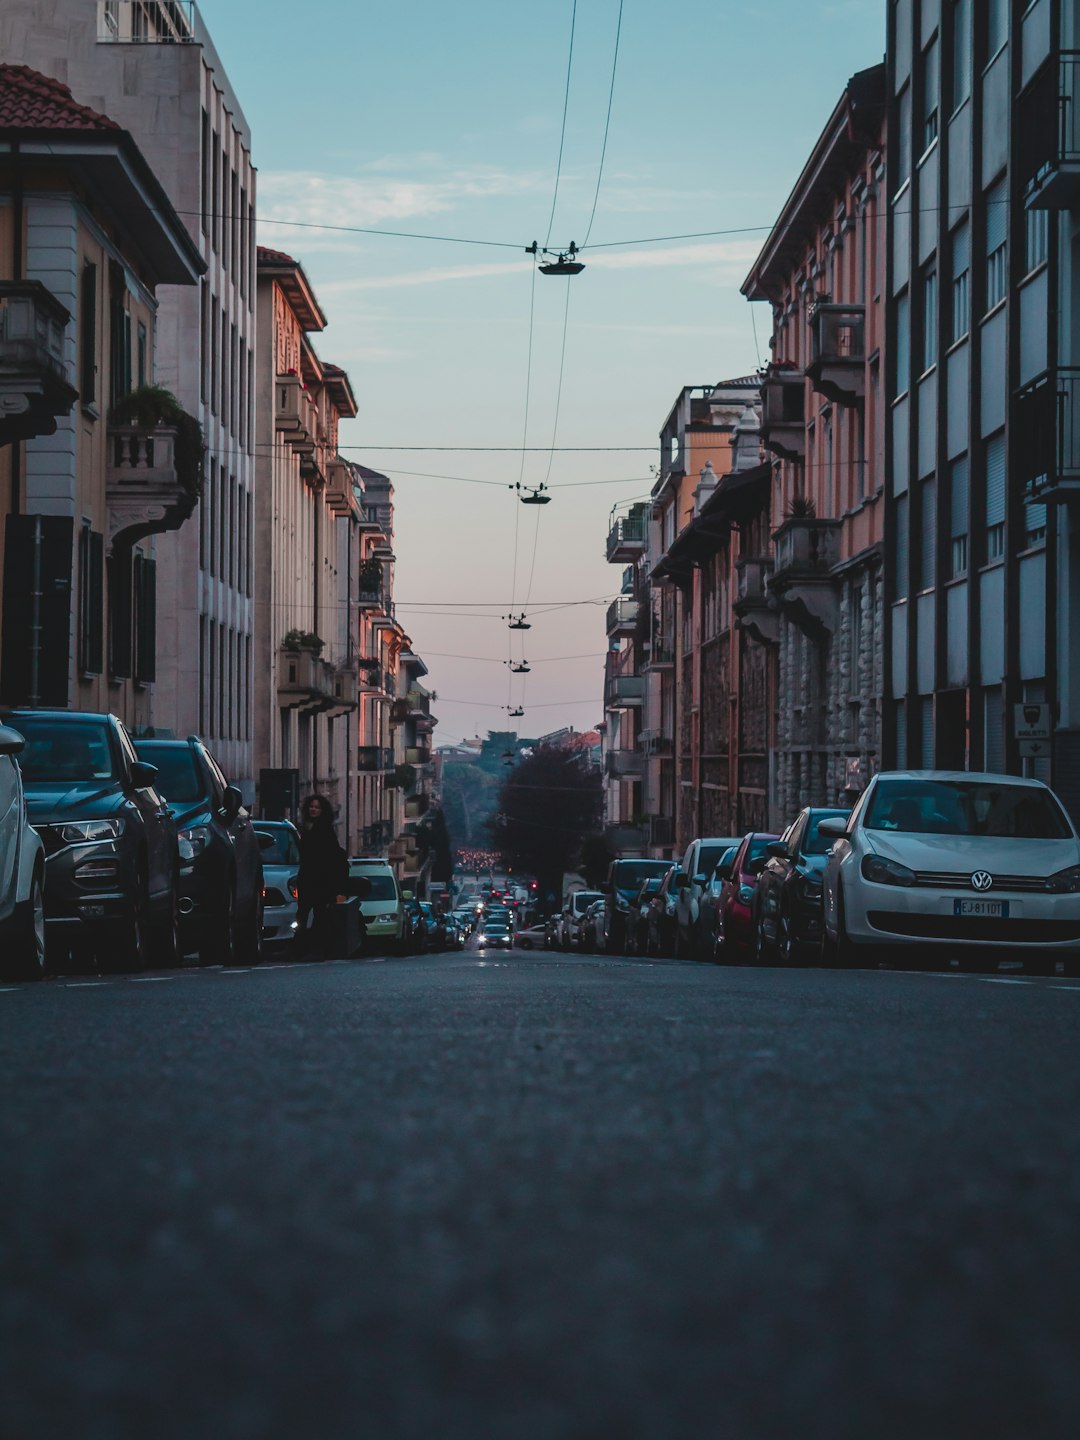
{"left": 885, "top": 0, "right": 1080, "bottom": 818}
{"left": 743, "top": 63, "right": 887, "bottom": 824}
{"left": 2, "top": 0, "right": 258, "bottom": 792}
{"left": 0, "top": 63, "right": 202, "bottom": 724}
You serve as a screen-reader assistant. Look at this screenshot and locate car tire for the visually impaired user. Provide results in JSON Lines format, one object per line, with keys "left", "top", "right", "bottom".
{"left": 153, "top": 882, "right": 181, "bottom": 971}
{"left": 105, "top": 874, "right": 148, "bottom": 975}
{"left": 1, "top": 868, "right": 47, "bottom": 981}
{"left": 200, "top": 881, "right": 237, "bottom": 967}
{"left": 518, "top": 938, "right": 533, "bottom": 950}
{"left": 235, "top": 887, "right": 264, "bottom": 966}
{"left": 777, "top": 914, "right": 810, "bottom": 967}
{"left": 822, "top": 889, "right": 854, "bottom": 968}
{"left": 753, "top": 910, "right": 775, "bottom": 965}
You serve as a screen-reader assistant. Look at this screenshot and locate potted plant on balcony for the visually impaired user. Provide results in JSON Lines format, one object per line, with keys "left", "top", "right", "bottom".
{"left": 358, "top": 558, "right": 383, "bottom": 594}
{"left": 108, "top": 384, "right": 205, "bottom": 499}
{"left": 281, "top": 629, "right": 324, "bottom": 656}
{"left": 385, "top": 762, "right": 417, "bottom": 792}
{"left": 785, "top": 494, "right": 816, "bottom": 519}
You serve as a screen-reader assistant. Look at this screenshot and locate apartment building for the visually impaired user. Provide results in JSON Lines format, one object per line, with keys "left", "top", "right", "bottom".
{"left": 252, "top": 246, "right": 360, "bottom": 841}
{"left": 885, "top": 0, "right": 1080, "bottom": 817}
{"left": 743, "top": 63, "right": 887, "bottom": 823}
{"left": 0, "top": 64, "right": 203, "bottom": 721}
{"left": 1, "top": 0, "right": 258, "bottom": 791}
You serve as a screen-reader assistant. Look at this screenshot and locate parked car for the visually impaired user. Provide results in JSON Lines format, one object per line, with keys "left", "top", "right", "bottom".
{"left": 401, "top": 894, "right": 427, "bottom": 953}
{"left": 578, "top": 899, "right": 605, "bottom": 953}
{"left": 418, "top": 900, "right": 445, "bottom": 950}
{"left": 544, "top": 912, "right": 561, "bottom": 948}
{"left": 626, "top": 876, "right": 664, "bottom": 955}
{"left": 134, "top": 736, "right": 262, "bottom": 967}
{"left": 644, "top": 865, "right": 682, "bottom": 957}
{"left": 754, "top": 808, "right": 848, "bottom": 965}
{"left": 822, "top": 771, "right": 1080, "bottom": 975}
{"left": 707, "top": 834, "right": 779, "bottom": 962}
{"left": 674, "top": 836, "right": 744, "bottom": 958}
{"left": 557, "top": 889, "right": 604, "bottom": 949}
{"left": 254, "top": 821, "right": 300, "bottom": 950}
{"left": 514, "top": 922, "right": 549, "bottom": 950}
{"left": 0, "top": 723, "right": 46, "bottom": 980}
{"left": 602, "top": 858, "right": 673, "bottom": 954}
{"left": 346, "top": 857, "right": 404, "bottom": 954}
{"left": 478, "top": 922, "right": 513, "bottom": 951}
{"left": 6, "top": 709, "right": 179, "bottom": 972}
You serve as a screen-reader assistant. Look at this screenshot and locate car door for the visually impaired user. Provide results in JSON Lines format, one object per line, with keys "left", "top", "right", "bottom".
{"left": 0, "top": 751, "right": 20, "bottom": 923}
{"left": 203, "top": 747, "right": 258, "bottom": 911}
{"left": 116, "top": 721, "right": 173, "bottom": 904}
{"left": 775, "top": 813, "right": 809, "bottom": 932}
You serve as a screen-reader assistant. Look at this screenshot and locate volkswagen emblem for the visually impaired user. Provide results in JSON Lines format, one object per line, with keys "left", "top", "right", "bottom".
{"left": 971, "top": 871, "right": 994, "bottom": 892}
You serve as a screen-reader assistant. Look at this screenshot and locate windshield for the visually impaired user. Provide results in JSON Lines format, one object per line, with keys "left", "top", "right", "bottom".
{"left": 612, "top": 861, "right": 670, "bottom": 891}
{"left": 745, "top": 836, "right": 774, "bottom": 866}
{"left": 136, "top": 745, "right": 203, "bottom": 803}
{"left": 353, "top": 873, "right": 398, "bottom": 901}
{"left": 12, "top": 718, "right": 114, "bottom": 782}
{"left": 572, "top": 892, "right": 602, "bottom": 915}
{"left": 804, "top": 810, "right": 850, "bottom": 855}
{"left": 256, "top": 827, "right": 301, "bottom": 865}
{"left": 696, "top": 844, "right": 730, "bottom": 877}
{"left": 865, "top": 780, "right": 1072, "bottom": 840}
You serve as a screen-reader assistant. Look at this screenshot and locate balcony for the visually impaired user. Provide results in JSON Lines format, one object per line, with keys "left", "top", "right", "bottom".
{"left": 357, "top": 746, "right": 394, "bottom": 772}
{"left": 606, "top": 504, "right": 649, "bottom": 563}
{"left": 274, "top": 374, "right": 313, "bottom": 445}
{"left": 0, "top": 282, "right": 78, "bottom": 446}
{"left": 325, "top": 459, "right": 358, "bottom": 517}
{"left": 643, "top": 636, "right": 675, "bottom": 671}
{"left": 405, "top": 794, "right": 430, "bottom": 819}
{"left": 1014, "top": 368, "right": 1080, "bottom": 502}
{"left": 277, "top": 646, "right": 337, "bottom": 711}
{"left": 761, "top": 367, "right": 806, "bottom": 461}
{"left": 807, "top": 304, "right": 865, "bottom": 407}
{"left": 106, "top": 425, "right": 197, "bottom": 551}
{"left": 98, "top": 0, "right": 196, "bottom": 43}
{"left": 734, "top": 556, "right": 780, "bottom": 646}
{"left": 405, "top": 745, "right": 432, "bottom": 766}
{"left": 769, "top": 515, "right": 841, "bottom": 637}
{"left": 328, "top": 667, "right": 359, "bottom": 715}
{"left": 641, "top": 731, "right": 673, "bottom": 758}
{"left": 605, "top": 750, "right": 644, "bottom": 778}
{"left": 1020, "top": 52, "right": 1080, "bottom": 208}
{"left": 606, "top": 597, "right": 640, "bottom": 635}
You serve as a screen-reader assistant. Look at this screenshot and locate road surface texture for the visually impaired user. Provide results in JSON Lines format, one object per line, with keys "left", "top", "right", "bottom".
{"left": 2, "top": 947, "right": 1079, "bottom": 1439}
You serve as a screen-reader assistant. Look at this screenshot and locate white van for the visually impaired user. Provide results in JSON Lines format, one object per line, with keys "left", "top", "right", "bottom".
{"left": 348, "top": 858, "right": 404, "bottom": 953}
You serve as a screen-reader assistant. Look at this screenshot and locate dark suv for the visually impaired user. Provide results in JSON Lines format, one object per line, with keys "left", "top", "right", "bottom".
{"left": 134, "top": 736, "right": 263, "bottom": 966}
{"left": 4, "top": 710, "right": 179, "bottom": 972}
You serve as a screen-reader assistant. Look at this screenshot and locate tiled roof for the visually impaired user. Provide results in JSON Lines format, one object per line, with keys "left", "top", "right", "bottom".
{"left": 257, "top": 246, "right": 298, "bottom": 267}
{"left": 0, "top": 64, "right": 121, "bottom": 132}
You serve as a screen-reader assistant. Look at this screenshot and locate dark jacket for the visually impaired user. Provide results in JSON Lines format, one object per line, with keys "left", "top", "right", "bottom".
{"left": 296, "top": 819, "right": 348, "bottom": 911}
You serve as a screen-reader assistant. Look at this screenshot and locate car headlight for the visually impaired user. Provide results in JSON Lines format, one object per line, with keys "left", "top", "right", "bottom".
{"left": 178, "top": 824, "right": 213, "bottom": 860}
{"left": 861, "top": 855, "right": 916, "bottom": 887}
{"left": 1046, "top": 865, "right": 1080, "bottom": 894}
{"left": 737, "top": 883, "right": 754, "bottom": 904}
{"left": 60, "top": 818, "right": 125, "bottom": 844}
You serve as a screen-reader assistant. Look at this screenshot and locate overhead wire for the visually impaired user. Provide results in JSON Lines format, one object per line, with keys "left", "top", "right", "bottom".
{"left": 544, "top": 0, "right": 579, "bottom": 250}
{"left": 580, "top": 0, "right": 625, "bottom": 250}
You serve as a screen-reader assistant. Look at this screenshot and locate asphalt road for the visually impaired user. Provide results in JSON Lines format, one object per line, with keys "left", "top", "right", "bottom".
{"left": 2, "top": 943, "right": 1080, "bottom": 1440}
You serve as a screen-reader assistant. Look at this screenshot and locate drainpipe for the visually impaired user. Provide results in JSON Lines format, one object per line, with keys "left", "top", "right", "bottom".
{"left": 11, "top": 139, "right": 24, "bottom": 513}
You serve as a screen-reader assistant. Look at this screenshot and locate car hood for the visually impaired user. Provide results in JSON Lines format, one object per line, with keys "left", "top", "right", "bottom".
{"left": 864, "top": 830, "right": 1080, "bottom": 876}
{"left": 23, "top": 782, "right": 125, "bottom": 823}
{"left": 261, "top": 861, "right": 295, "bottom": 885}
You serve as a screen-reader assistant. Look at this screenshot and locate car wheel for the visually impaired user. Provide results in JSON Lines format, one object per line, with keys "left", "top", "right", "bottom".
{"left": 200, "top": 882, "right": 237, "bottom": 967}
{"left": 104, "top": 874, "right": 148, "bottom": 974}
{"left": 1, "top": 867, "right": 47, "bottom": 981}
{"left": 778, "top": 914, "right": 809, "bottom": 967}
{"left": 152, "top": 878, "right": 181, "bottom": 971}
{"left": 753, "top": 910, "right": 775, "bottom": 966}
{"left": 235, "top": 887, "right": 264, "bottom": 966}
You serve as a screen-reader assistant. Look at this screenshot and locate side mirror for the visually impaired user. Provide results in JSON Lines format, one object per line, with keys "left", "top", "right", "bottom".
{"left": 693, "top": 872, "right": 707, "bottom": 886}
{"left": 131, "top": 760, "right": 158, "bottom": 790}
{"left": 817, "top": 817, "right": 848, "bottom": 840}
{"left": 0, "top": 724, "right": 25, "bottom": 757}
{"left": 221, "top": 783, "right": 243, "bottom": 822}
{"left": 673, "top": 872, "right": 690, "bottom": 891}
{"left": 716, "top": 863, "right": 734, "bottom": 883}
{"left": 766, "top": 841, "right": 788, "bottom": 859}
{"left": 746, "top": 856, "right": 766, "bottom": 876}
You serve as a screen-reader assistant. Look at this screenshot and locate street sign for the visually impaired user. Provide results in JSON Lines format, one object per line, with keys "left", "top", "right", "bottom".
{"left": 1019, "top": 738, "right": 1051, "bottom": 760}
{"left": 1014, "top": 704, "right": 1051, "bottom": 742}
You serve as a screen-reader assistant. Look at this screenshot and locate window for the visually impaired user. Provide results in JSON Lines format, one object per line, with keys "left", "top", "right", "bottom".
{"left": 894, "top": 492, "right": 910, "bottom": 599}
{"left": 200, "top": 108, "right": 209, "bottom": 237}
{"left": 922, "top": 267, "right": 938, "bottom": 371}
{"left": 897, "top": 85, "right": 913, "bottom": 188}
{"left": 133, "top": 553, "right": 156, "bottom": 685}
{"left": 985, "top": 0, "right": 1008, "bottom": 65}
{"left": 921, "top": 36, "right": 940, "bottom": 152}
{"left": 985, "top": 178, "right": 1007, "bottom": 310}
{"left": 1025, "top": 500, "right": 1047, "bottom": 547}
{"left": 80, "top": 263, "right": 97, "bottom": 407}
{"left": 208, "top": 459, "right": 218, "bottom": 578}
{"left": 950, "top": 456, "right": 969, "bottom": 577}
{"left": 985, "top": 431, "right": 1006, "bottom": 562}
{"left": 895, "top": 291, "right": 910, "bottom": 393}
{"left": 210, "top": 305, "right": 218, "bottom": 417}
{"left": 108, "top": 265, "right": 131, "bottom": 408}
{"left": 919, "top": 476, "right": 937, "bottom": 589}
{"left": 77, "top": 524, "right": 104, "bottom": 675}
{"left": 200, "top": 280, "right": 208, "bottom": 405}
{"left": 951, "top": 222, "right": 970, "bottom": 342}
{"left": 1026, "top": 208, "right": 1049, "bottom": 274}
{"left": 952, "top": 0, "right": 972, "bottom": 109}
{"left": 211, "top": 131, "right": 220, "bottom": 254}
{"left": 136, "top": 321, "right": 147, "bottom": 390}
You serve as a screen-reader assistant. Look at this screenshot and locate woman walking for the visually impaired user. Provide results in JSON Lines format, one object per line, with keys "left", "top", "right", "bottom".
{"left": 294, "top": 794, "right": 348, "bottom": 958}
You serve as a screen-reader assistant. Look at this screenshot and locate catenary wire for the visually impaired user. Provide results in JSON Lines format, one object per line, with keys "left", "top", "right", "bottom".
{"left": 544, "top": 0, "right": 579, "bottom": 250}
{"left": 580, "top": 0, "right": 625, "bottom": 249}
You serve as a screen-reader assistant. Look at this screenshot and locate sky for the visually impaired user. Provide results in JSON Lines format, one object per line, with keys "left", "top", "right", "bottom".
{"left": 200, "top": 0, "right": 885, "bottom": 747}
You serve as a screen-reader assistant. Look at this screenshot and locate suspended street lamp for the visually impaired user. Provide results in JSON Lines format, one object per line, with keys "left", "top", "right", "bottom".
{"left": 526, "top": 240, "right": 585, "bottom": 276}
{"left": 506, "top": 613, "right": 531, "bottom": 631}
{"left": 514, "top": 481, "right": 551, "bottom": 506}
{"left": 507, "top": 706, "right": 525, "bottom": 718}
{"left": 507, "top": 660, "right": 531, "bottom": 674}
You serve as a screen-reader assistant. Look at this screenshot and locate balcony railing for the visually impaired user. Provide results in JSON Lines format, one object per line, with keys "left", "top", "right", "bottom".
{"left": 642, "top": 732, "right": 673, "bottom": 757}
{"left": 643, "top": 636, "right": 675, "bottom": 670}
{"left": 106, "top": 425, "right": 197, "bottom": 549}
{"left": 736, "top": 557, "right": 773, "bottom": 604}
{"left": 98, "top": 0, "right": 196, "bottom": 43}
{"left": 0, "top": 281, "right": 78, "bottom": 445}
{"left": 605, "top": 673, "right": 645, "bottom": 710}
{"left": 606, "top": 597, "right": 640, "bottom": 635}
{"left": 606, "top": 505, "right": 649, "bottom": 563}
{"left": 807, "top": 304, "right": 865, "bottom": 406}
{"left": 761, "top": 367, "right": 806, "bottom": 461}
{"left": 1020, "top": 52, "right": 1080, "bottom": 208}
{"left": 1014, "top": 367, "right": 1080, "bottom": 502}
{"left": 405, "top": 745, "right": 432, "bottom": 766}
{"left": 274, "top": 374, "right": 313, "bottom": 444}
{"left": 771, "top": 515, "right": 841, "bottom": 584}
{"left": 357, "top": 746, "right": 394, "bottom": 772}
{"left": 605, "top": 750, "right": 644, "bottom": 778}
{"left": 277, "top": 647, "right": 337, "bottom": 710}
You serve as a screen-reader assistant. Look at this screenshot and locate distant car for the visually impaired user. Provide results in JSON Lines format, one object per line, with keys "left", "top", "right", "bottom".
{"left": 674, "top": 836, "right": 743, "bottom": 958}
{"left": 479, "top": 922, "right": 513, "bottom": 951}
{"left": 755, "top": 808, "right": 849, "bottom": 965}
{"left": 401, "top": 895, "right": 427, "bottom": 953}
{"left": 514, "top": 923, "right": 548, "bottom": 950}
{"left": 602, "top": 858, "right": 673, "bottom": 954}
{"left": 822, "top": 771, "right": 1080, "bottom": 975}
{"left": 347, "top": 858, "right": 404, "bottom": 954}
{"left": 557, "top": 889, "right": 604, "bottom": 949}
{"left": 6, "top": 709, "right": 180, "bottom": 973}
{"left": 417, "top": 901, "right": 443, "bottom": 950}
{"left": 134, "top": 736, "right": 263, "bottom": 967}
{"left": 578, "top": 899, "right": 605, "bottom": 953}
{"left": 0, "top": 724, "right": 46, "bottom": 980}
{"left": 707, "top": 834, "right": 779, "bottom": 962}
{"left": 644, "top": 866, "right": 682, "bottom": 958}
{"left": 253, "top": 821, "right": 300, "bottom": 950}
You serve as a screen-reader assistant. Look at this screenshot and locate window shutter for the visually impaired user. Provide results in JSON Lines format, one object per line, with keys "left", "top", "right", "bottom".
{"left": 134, "top": 555, "right": 157, "bottom": 684}
{"left": 950, "top": 456, "right": 969, "bottom": 537}
{"left": 80, "top": 263, "right": 97, "bottom": 406}
{"left": 919, "top": 477, "right": 937, "bottom": 589}
{"left": 108, "top": 550, "right": 133, "bottom": 679}
{"left": 1, "top": 515, "right": 73, "bottom": 707}
{"left": 87, "top": 530, "right": 104, "bottom": 675}
{"left": 984, "top": 687, "right": 1005, "bottom": 771}
{"left": 894, "top": 493, "right": 910, "bottom": 598}
{"left": 985, "top": 433, "right": 1006, "bottom": 527}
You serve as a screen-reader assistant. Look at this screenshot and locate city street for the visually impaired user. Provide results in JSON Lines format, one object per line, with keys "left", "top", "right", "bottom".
{"left": 2, "top": 947, "right": 1080, "bottom": 1438}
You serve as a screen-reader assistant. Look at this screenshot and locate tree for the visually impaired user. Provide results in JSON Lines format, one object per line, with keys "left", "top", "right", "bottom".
{"left": 489, "top": 744, "right": 603, "bottom": 901}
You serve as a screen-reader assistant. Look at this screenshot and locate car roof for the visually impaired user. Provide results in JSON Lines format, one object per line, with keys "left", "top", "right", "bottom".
{"left": 4, "top": 708, "right": 116, "bottom": 723}
{"left": 872, "top": 770, "right": 1050, "bottom": 789}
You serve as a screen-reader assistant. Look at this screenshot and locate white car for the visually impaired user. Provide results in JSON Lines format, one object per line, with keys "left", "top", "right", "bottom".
{"left": 347, "top": 858, "right": 405, "bottom": 953}
{"left": 558, "top": 889, "right": 603, "bottom": 949}
{"left": 674, "top": 836, "right": 742, "bottom": 958}
{"left": 0, "top": 723, "right": 46, "bottom": 980}
{"left": 820, "top": 771, "right": 1080, "bottom": 975}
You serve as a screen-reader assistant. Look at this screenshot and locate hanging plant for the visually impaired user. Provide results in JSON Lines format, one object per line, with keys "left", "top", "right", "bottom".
{"left": 386, "top": 762, "right": 417, "bottom": 792}
{"left": 358, "top": 558, "right": 383, "bottom": 591}
{"left": 108, "top": 384, "right": 205, "bottom": 499}
{"left": 281, "top": 629, "right": 324, "bottom": 655}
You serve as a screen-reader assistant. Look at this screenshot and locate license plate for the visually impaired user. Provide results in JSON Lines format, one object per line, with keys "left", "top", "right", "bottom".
{"left": 954, "top": 899, "right": 1009, "bottom": 919}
